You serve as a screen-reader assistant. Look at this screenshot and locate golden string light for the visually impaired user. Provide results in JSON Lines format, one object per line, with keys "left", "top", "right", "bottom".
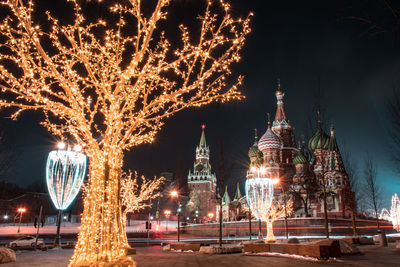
{"left": 262, "top": 196, "right": 293, "bottom": 242}
{"left": 0, "top": 0, "right": 252, "bottom": 265}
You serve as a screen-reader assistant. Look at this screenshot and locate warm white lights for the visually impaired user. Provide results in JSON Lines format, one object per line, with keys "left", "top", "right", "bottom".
{"left": 57, "top": 142, "right": 66, "bottom": 150}
{"left": 246, "top": 175, "right": 292, "bottom": 241}
{"left": 380, "top": 193, "right": 400, "bottom": 232}
{"left": 0, "top": 0, "right": 251, "bottom": 264}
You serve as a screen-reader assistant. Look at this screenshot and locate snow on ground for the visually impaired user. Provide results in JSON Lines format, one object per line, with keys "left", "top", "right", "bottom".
{"left": 0, "top": 220, "right": 178, "bottom": 236}
{"left": 244, "top": 252, "right": 339, "bottom": 262}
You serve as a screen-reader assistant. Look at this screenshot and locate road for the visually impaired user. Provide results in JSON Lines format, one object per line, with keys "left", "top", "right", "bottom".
{"left": 2, "top": 243, "right": 400, "bottom": 267}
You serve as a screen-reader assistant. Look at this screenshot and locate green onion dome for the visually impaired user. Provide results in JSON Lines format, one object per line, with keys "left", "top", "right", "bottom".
{"left": 308, "top": 126, "right": 329, "bottom": 151}
{"left": 293, "top": 149, "right": 308, "bottom": 165}
{"left": 248, "top": 129, "right": 263, "bottom": 160}
{"left": 248, "top": 144, "right": 263, "bottom": 159}
{"left": 308, "top": 111, "right": 330, "bottom": 151}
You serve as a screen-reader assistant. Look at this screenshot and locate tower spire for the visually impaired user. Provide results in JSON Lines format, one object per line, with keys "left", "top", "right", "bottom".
{"left": 317, "top": 108, "right": 321, "bottom": 128}
{"left": 234, "top": 182, "right": 242, "bottom": 201}
{"left": 267, "top": 112, "right": 271, "bottom": 128}
{"left": 199, "top": 124, "right": 207, "bottom": 147}
{"left": 277, "top": 78, "right": 282, "bottom": 92}
{"left": 273, "top": 78, "right": 288, "bottom": 123}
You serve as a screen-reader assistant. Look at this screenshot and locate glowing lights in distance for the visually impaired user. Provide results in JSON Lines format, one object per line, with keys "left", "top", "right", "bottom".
{"left": 164, "top": 210, "right": 171, "bottom": 216}
{"left": 18, "top": 208, "right": 26, "bottom": 213}
{"left": 170, "top": 190, "right": 178, "bottom": 198}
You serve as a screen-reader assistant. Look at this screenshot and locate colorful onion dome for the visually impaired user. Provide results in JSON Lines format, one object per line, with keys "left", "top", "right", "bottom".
{"left": 249, "top": 145, "right": 263, "bottom": 159}
{"left": 258, "top": 114, "right": 282, "bottom": 151}
{"left": 248, "top": 129, "right": 263, "bottom": 159}
{"left": 293, "top": 148, "right": 308, "bottom": 165}
{"left": 308, "top": 111, "right": 330, "bottom": 151}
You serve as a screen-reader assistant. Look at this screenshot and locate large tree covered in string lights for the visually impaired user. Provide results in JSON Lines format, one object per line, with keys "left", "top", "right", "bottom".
{"left": 0, "top": 0, "right": 251, "bottom": 265}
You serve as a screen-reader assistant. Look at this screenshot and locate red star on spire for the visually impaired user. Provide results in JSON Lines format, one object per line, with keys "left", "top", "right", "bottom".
{"left": 201, "top": 124, "right": 206, "bottom": 130}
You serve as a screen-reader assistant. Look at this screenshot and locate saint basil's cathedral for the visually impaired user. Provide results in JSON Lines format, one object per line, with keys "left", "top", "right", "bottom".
{"left": 187, "top": 80, "right": 356, "bottom": 221}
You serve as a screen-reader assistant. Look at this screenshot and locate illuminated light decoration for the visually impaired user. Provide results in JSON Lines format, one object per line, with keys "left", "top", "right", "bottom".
{"left": 245, "top": 177, "right": 274, "bottom": 220}
{"left": 0, "top": 0, "right": 251, "bottom": 265}
{"left": 245, "top": 171, "right": 293, "bottom": 242}
{"left": 380, "top": 193, "right": 400, "bottom": 232}
{"left": 46, "top": 150, "right": 87, "bottom": 210}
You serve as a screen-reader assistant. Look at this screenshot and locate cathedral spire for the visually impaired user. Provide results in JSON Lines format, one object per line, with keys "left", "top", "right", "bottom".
{"left": 317, "top": 108, "right": 322, "bottom": 128}
{"left": 222, "top": 185, "right": 231, "bottom": 205}
{"left": 274, "top": 78, "right": 288, "bottom": 123}
{"left": 233, "top": 182, "right": 242, "bottom": 201}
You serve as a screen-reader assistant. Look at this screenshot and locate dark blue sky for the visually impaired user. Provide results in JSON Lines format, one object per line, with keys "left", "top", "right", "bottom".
{"left": 1, "top": 0, "right": 400, "bottom": 208}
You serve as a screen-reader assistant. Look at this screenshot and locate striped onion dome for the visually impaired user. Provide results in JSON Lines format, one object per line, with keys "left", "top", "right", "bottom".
{"left": 308, "top": 125, "right": 330, "bottom": 151}
{"left": 293, "top": 149, "right": 308, "bottom": 165}
{"left": 248, "top": 144, "right": 263, "bottom": 159}
{"left": 249, "top": 129, "right": 263, "bottom": 159}
{"left": 258, "top": 125, "right": 282, "bottom": 151}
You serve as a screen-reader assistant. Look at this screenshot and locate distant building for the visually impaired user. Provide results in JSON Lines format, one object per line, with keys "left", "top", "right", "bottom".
{"left": 187, "top": 125, "right": 218, "bottom": 219}
{"left": 216, "top": 183, "right": 247, "bottom": 222}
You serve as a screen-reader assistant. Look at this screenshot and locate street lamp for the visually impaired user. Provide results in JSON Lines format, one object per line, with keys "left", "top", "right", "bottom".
{"left": 170, "top": 190, "right": 181, "bottom": 242}
{"left": 164, "top": 209, "right": 171, "bottom": 232}
{"left": 208, "top": 212, "right": 214, "bottom": 222}
{"left": 46, "top": 141, "right": 87, "bottom": 247}
{"left": 17, "top": 208, "right": 26, "bottom": 233}
{"left": 3, "top": 214, "right": 8, "bottom": 220}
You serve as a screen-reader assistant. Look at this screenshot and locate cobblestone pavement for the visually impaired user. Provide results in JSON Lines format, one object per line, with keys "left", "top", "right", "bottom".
{"left": 3, "top": 243, "right": 400, "bottom": 267}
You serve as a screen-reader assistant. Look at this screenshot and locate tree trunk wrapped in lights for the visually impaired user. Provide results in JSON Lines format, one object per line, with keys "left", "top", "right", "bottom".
{"left": 120, "top": 172, "right": 165, "bottom": 246}
{"left": 263, "top": 197, "right": 293, "bottom": 242}
{"left": 0, "top": 0, "right": 251, "bottom": 265}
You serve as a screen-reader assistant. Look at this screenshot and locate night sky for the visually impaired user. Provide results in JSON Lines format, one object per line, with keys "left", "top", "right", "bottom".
{"left": 1, "top": 0, "right": 400, "bottom": 208}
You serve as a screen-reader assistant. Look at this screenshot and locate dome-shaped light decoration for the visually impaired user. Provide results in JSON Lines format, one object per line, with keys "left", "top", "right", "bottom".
{"left": 46, "top": 149, "right": 87, "bottom": 210}
{"left": 245, "top": 177, "right": 274, "bottom": 220}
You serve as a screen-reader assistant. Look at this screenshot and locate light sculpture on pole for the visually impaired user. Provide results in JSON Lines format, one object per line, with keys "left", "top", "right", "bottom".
{"left": 245, "top": 167, "right": 274, "bottom": 240}
{"left": 46, "top": 142, "right": 87, "bottom": 247}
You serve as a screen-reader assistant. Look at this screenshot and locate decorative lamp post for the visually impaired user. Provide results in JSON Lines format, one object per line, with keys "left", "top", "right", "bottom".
{"left": 46, "top": 142, "right": 87, "bottom": 247}
{"left": 164, "top": 209, "right": 171, "bottom": 232}
{"left": 170, "top": 190, "right": 181, "bottom": 242}
{"left": 17, "top": 208, "right": 26, "bottom": 233}
{"left": 245, "top": 167, "right": 274, "bottom": 240}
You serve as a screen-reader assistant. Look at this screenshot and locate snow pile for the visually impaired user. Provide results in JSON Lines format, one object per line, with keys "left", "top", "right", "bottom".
{"left": 244, "top": 251, "right": 337, "bottom": 262}
{"left": 338, "top": 240, "right": 360, "bottom": 255}
{"left": 199, "top": 245, "right": 243, "bottom": 254}
{"left": 0, "top": 247, "right": 16, "bottom": 264}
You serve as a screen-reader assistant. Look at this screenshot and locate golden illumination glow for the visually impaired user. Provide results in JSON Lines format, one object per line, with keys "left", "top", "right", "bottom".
{"left": 170, "top": 190, "right": 178, "bottom": 198}
{"left": 164, "top": 210, "right": 171, "bottom": 216}
{"left": 57, "top": 142, "right": 66, "bottom": 150}
{"left": 272, "top": 178, "right": 280, "bottom": 184}
{"left": 18, "top": 208, "right": 26, "bottom": 213}
{"left": 0, "top": 0, "right": 251, "bottom": 265}
{"left": 263, "top": 197, "right": 293, "bottom": 242}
